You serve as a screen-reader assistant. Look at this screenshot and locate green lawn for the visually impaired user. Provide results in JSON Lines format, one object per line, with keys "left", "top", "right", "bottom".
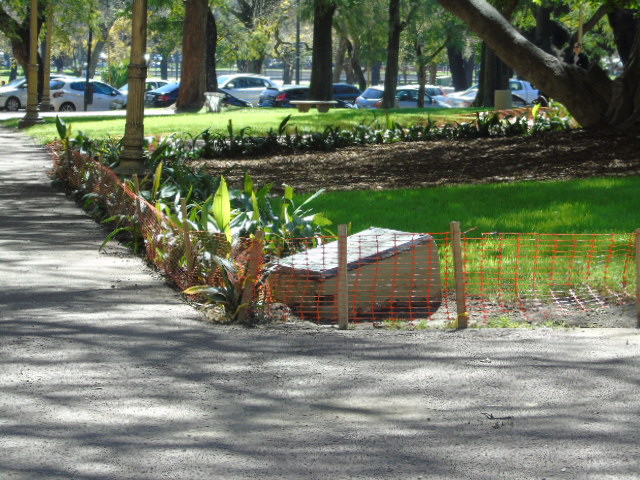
{"left": 309, "top": 177, "right": 640, "bottom": 235}
{"left": 4, "top": 106, "right": 478, "bottom": 144}
{"left": 6, "top": 107, "right": 636, "bottom": 235}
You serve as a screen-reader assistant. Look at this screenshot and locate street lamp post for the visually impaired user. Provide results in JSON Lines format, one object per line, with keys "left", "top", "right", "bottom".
{"left": 19, "top": 0, "right": 44, "bottom": 128}
{"left": 40, "top": 2, "right": 53, "bottom": 112}
{"left": 116, "top": 0, "right": 148, "bottom": 176}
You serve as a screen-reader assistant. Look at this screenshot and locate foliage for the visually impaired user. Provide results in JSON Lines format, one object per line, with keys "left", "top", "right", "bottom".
{"left": 183, "top": 254, "right": 249, "bottom": 322}
{"left": 99, "top": 61, "right": 129, "bottom": 89}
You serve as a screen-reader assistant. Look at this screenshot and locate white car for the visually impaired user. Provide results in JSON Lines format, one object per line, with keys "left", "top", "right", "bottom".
{"left": 217, "top": 74, "right": 278, "bottom": 106}
{"left": 0, "top": 75, "right": 65, "bottom": 111}
{"left": 355, "top": 85, "right": 451, "bottom": 109}
{"left": 404, "top": 84, "right": 450, "bottom": 105}
{"left": 50, "top": 77, "right": 127, "bottom": 112}
{"left": 448, "top": 79, "right": 539, "bottom": 107}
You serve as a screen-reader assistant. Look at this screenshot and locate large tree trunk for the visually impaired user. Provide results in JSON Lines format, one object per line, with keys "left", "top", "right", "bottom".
{"left": 176, "top": 0, "right": 208, "bottom": 112}
{"left": 382, "top": 0, "right": 402, "bottom": 108}
{"left": 447, "top": 45, "right": 473, "bottom": 91}
{"left": 309, "top": 1, "right": 336, "bottom": 101}
{"left": 206, "top": 9, "right": 218, "bottom": 92}
{"left": 608, "top": 9, "right": 638, "bottom": 66}
{"left": 436, "top": 0, "right": 633, "bottom": 129}
{"left": 333, "top": 35, "right": 348, "bottom": 83}
{"left": 476, "top": 43, "right": 510, "bottom": 107}
{"left": 348, "top": 38, "right": 367, "bottom": 90}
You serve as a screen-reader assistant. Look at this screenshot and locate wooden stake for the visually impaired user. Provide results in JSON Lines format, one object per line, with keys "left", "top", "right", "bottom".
{"left": 636, "top": 229, "right": 640, "bottom": 328}
{"left": 238, "top": 230, "right": 265, "bottom": 325}
{"left": 451, "top": 221, "right": 468, "bottom": 328}
{"left": 180, "top": 198, "right": 194, "bottom": 274}
{"left": 338, "top": 224, "right": 349, "bottom": 330}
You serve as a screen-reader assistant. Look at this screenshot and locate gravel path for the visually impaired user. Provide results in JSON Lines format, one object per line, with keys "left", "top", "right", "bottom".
{"left": 1, "top": 128, "right": 639, "bottom": 479}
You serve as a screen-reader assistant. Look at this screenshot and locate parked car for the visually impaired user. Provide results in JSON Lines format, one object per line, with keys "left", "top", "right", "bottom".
{"left": 50, "top": 77, "right": 127, "bottom": 112}
{"left": 0, "top": 75, "right": 64, "bottom": 111}
{"left": 332, "top": 83, "right": 362, "bottom": 104}
{"left": 217, "top": 89, "right": 254, "bottom": 108}
{"left": 119, "top": 79, "right": 170, "bottom": 94}
{"left": 258, "top": 84, "right": 360, "bottom": 108}
{"left": 217, "top": 74, "right": 278, "bottom": 106}
{"left": 258, "top": 84, "right": 310, "bottom": 107}
{"left": 119, "top": 79, "right": 170, "bottom": 107}
{"left": 403, "top": 84, "right": 449, "bottom": 105}
{"left": 447, "top": 79, "right": 539, "bottom": 107}
{"left": 355, "top": 85, "right": 451, "bottom": 109}
{"left": 144, "top": 82, "right": 180, "bottom": 108}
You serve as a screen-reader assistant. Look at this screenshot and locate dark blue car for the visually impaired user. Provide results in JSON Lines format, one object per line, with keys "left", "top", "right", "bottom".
{"left": 258, "top": 83, "right": 361, "bottom": 108}
{"left": 145, "top": 82, "right": 180, "bottom": 107}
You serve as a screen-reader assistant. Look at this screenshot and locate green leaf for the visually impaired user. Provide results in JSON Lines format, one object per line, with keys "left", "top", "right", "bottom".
{"left": 244, "top": 171, "right": 254, "bottom": 195}
{"left": 152, "top": 161, "right": 163, "bottom": 202}
{"left": 55, "top": 116, "right": 68, "bottom": 141}
{"left": 278, "top": 114, "right": 292, "bottom": 135}
{"left": 312, "top": 213, "right": 333, "bottom": 227}
{"left": 213, "top": 176, "right": 232, "bottom": 243}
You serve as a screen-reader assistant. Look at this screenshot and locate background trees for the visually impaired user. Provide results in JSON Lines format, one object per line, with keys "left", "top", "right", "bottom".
{"left": 1, "top": 0, "right": 639, "bottom": 131}
{"left": 437, "top": 0, "right": 640, "bottom": 129}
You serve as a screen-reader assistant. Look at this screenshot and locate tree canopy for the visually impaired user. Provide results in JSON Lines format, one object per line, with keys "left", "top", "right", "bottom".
{"left": 437, "top": 0, "right": 640, "bottom": 130}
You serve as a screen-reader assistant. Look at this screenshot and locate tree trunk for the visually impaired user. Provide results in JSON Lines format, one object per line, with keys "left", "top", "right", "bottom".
{"left": 437, "top": 0, "right": 634, "bottom": 129}
{"left": 382, "top": 0, "right": 402, "bottom": 108}
{"left": 349, "top": 38, "right": 367, "bottom": 91}
{"left": 160, "top": 55, "right": 169, "bottom": 80}
{"left": 176, "top": 0, "right": 208, "bottom": 112}
{"left": 447, "top": 45, "right": 473, "bottom": 91}
{"left": 206, "top": 9, "right": 218, "bottom": 92}
{"left": 608, "top": 9, "right": 638, "bottom": 65}
{"left": 89, "top": 39, "right": 106, "bottom": 78}
{"left": 333, "top": 35, "right": 348, "bottom": 83}
{"left": 309, "top": 1, "right": 336, "bottom": 101}
{"left": 371, "top": 62, "right": 382, "bottom": 85}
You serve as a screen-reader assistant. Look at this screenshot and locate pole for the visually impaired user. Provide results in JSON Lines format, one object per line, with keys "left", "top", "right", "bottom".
{"left": 636, "top": 229, "right": 640, "bottom": 328}
{"left": 295, "top": 0, "right": 300, "bottom": 85}
{"left": 18, "top": 0, "right": 44, "bottom": 128}
{"left": 451, "top": 221, "right": 468, "bottom": 329}
{"left": 116, "top": 0, "right": 149, "bottom": 176}
{"left": 338, "top": 224, "right": 349, "bottom": 329}
{"left": 84, "top": 27, "right": 93, "bottom": 111}
{"left": 40, "top": 1, "right": 53, "bottom": 111}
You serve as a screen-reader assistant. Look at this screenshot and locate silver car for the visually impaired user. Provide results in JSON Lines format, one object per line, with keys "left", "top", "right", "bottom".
{"left": 355, "top": 85, "right": 451, "bottom": 109}
{"left": 0, "top": 75, "right": 64, "bottom": 111}
{"left": 50, "top": 77, "right": 127, "bottom": 112}
{"left": 217, "top": 74, "right": 278, "bottom": 106}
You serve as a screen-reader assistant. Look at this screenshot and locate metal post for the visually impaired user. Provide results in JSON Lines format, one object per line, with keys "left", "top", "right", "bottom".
{"left": 84, "top": 27, "right": 93, "bottom": 111}
{"left": 19, "top": 0, "right": 44, "bottom": 128}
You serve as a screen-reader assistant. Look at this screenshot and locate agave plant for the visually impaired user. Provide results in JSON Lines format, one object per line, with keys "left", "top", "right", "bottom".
{"left": 183, "top": 254, "right": 248, "bottom": 322}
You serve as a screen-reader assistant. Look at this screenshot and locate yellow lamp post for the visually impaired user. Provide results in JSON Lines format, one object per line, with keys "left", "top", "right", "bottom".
{"left": 19, "top": 0, "right": 44, "bottom": 128}
{"left": 116, "top": 0, "right": 148, "bottom": 175}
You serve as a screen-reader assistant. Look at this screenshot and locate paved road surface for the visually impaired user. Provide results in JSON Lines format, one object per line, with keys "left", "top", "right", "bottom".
{"left": 1, "top": 127, "right": 639, "bottom": 479}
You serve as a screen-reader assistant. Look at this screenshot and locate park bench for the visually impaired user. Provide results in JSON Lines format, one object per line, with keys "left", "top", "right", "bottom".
{"left": 290, "top": 100, "right": 338, "bottom": 113}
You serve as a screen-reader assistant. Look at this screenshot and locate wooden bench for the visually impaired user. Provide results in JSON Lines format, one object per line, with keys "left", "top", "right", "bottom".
{"left": 290, "top": 100, "right": 338, "bottom": 113}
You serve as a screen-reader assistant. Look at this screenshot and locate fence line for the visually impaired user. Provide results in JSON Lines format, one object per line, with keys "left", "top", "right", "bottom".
{"left": 50, "top": 145, "right": 638, "bottom": 327}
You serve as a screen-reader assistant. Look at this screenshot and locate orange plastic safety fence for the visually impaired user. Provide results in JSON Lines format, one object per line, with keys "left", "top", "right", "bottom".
{"left": 460, "top": 232, "right": 636, "bottom": 326}
{"left": 50, "top": 144, "right": 638, "bottom": 327}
